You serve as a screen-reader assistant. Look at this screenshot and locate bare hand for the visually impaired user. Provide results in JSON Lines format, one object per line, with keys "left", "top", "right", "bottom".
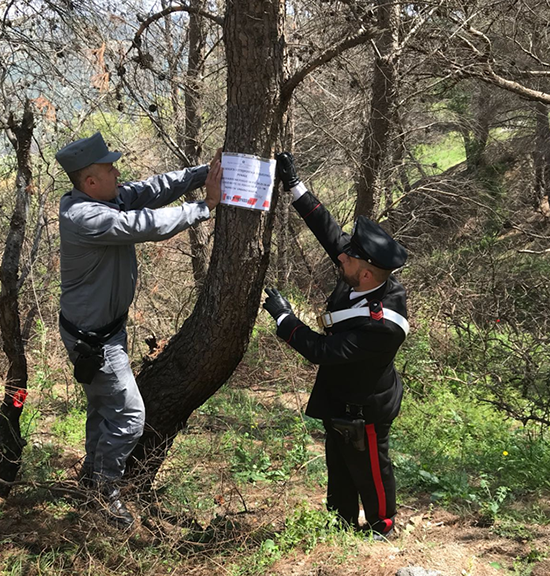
{"left": 210, "top": 147, "right": 222, "bottom": 167}
{"left": 205, "top": 148, "right": 223, "bottom": 211}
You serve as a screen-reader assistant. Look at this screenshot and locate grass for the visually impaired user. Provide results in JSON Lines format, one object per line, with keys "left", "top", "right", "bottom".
{"left": 394, "top": 319, "right": 550, "bottom": 527}
{"left": 5, "top": 318, "right": 548, "bottom": 566}
{"left": 412, "top": 131, "right": 466, "bottom": 177}
{"left": 0, "top": 356, "right": 548, "bottom": 576}
{"left": 50, "top": 409, "right": 87, "bottom": 447}
{"left": 3, "top": 283, "right": 550, "bottom": 575}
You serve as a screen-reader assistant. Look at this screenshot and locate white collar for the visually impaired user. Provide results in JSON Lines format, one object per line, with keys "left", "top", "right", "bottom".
{"left": 349, "top": 282, "right": 386, "bottom": 300}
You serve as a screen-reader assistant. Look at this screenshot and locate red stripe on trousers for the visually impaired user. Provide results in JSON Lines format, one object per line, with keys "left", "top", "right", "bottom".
{"left": 365, "top": 423, "right": 387, "bottom": 521}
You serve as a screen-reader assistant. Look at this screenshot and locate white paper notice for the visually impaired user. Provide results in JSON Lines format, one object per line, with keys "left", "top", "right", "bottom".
{"left": 221, "top": 152, "right": 276, "bottom": 211}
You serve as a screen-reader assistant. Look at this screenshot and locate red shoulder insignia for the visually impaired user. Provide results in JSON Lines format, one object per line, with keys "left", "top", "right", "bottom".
{"left": 369, "top": 300, "right": 384, "bottom": 322}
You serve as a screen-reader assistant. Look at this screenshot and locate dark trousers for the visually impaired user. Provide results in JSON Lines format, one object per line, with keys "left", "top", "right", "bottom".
{"left": 325, "top": 420, "right": 396, "bottom": 534}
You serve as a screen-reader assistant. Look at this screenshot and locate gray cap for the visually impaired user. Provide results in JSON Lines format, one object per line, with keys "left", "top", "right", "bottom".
{"left": 55, "top": 132, "right": 121, "bottom": 173}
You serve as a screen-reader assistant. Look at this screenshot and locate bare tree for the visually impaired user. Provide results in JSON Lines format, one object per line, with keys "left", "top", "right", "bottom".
{"left": 355, "top": 0, "right": 401, "bottom": 219}
{"left": 0, "top": 101, "right": 34, "bottom": 496}
{"left": 533, "top": 101, "right": 550, "bottom": 208}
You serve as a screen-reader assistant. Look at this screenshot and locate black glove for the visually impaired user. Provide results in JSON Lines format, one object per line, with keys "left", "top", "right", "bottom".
{"left": 275, "top": 152, "right": 300, "bottom": 191}
{"left": 263, "top": 287, "right": 293, "bottom": 320}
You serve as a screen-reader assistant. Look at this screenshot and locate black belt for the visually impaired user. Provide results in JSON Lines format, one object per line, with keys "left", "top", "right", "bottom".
{"left": 59, "top": 311, "right": 128, "bottom": 346}
{"left": 345, "top": 404, "right": 365, "bottom": 417}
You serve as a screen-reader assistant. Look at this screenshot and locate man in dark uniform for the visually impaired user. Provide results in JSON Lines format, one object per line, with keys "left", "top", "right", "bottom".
{"left": 263, "top": 152, "right": 408, "bottom": 539}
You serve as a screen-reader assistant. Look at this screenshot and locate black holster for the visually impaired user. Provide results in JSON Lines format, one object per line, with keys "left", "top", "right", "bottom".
{"left": 60, "top": 312, "right": 127, "bottom": 385}
{"left": 330, "top": 417, "right": 367, "bottom": 451}
{"left": 73, "top": 339, "right": 105, "bottom": 385}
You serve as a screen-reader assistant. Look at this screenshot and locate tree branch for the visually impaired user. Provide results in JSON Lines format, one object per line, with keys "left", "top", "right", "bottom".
{"left": 397, "top": 3, "right": 441, "bottom": 57}
{"left": 512, "top": 37, "right": 550, "bottom": 68}
{"left": 479, "top": 65, "right": 550, "bottom": 105}
{"left": 281, "top": 26, "right": 378, "bottom": 104}
{"left": 131, "top": 3, "right": 223, "bottom": 52}
{"left": 518, "top": 248, "right": 550, "bottom": 254}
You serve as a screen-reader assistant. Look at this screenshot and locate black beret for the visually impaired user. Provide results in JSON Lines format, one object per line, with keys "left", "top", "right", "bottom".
{"left": 343, "top": 216, "right": 407, "bottom": 270}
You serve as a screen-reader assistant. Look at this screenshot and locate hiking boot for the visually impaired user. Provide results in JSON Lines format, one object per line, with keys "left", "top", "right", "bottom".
{"left": 98, "top": 482, "right": 135, "bottom": 529}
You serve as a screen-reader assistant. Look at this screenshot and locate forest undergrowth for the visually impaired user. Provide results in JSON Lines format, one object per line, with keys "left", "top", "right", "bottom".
{"left": 2, "top": 136, "right": 550, "bottom": 576}
{"left": 1, "top": 305, "right": 549, "bottom": 576}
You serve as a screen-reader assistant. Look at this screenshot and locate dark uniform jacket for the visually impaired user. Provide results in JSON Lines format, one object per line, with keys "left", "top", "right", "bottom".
{"left": 276, "top": 191, "right": 408, "bottom": 423}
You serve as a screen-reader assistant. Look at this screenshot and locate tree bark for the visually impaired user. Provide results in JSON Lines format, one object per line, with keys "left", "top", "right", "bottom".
{"left": 127, "top": 0, "right": 285, "bottom": 484}
{"left": 533, "top": 101, "right": 550, "bottom": 209}
{"left": 460, "top": 84, "right": 490, "bottom": 172}
{"left": 276, "top": 103, "right": 295, "bottom": 289}
{"left": 163, "top": 0, "right": 211, "bottom": 286}
{"left": 355, "top": 0, "right": 400, "bottom": 219}
{"left": 181, "top": 0, "right": 211, "bottom": 285}
{"left": 0, "top": 101, "right": 34, "bottom": 496}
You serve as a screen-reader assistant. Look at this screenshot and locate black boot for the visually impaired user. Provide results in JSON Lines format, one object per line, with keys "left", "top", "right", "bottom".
{"left": 370, "top": 528, "right": 394, "bottom": 542}
{"left": 98, "top": 482, "right": 135, "bottom": 528}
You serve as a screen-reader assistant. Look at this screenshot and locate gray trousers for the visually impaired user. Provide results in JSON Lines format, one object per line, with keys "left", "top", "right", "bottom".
{"left": 60, "top": 326, "right": 145, "bottom": 482}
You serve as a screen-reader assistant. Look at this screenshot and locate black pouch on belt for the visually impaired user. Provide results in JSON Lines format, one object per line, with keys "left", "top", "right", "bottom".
{"left": 330, "top": 417, "right": 367, "bottom": 451}
{"left": 73, "top": 339, "right": 105, "bottom": 385}
{"left": 60, "top": 311, "right": 127, "bottom": 385}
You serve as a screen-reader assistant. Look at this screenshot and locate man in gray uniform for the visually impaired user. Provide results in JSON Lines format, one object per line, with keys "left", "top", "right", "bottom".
{"left": 56, "top": 132, "right": 222, "bottom": 527}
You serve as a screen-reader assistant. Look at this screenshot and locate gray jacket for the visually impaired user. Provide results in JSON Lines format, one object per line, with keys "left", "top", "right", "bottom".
{"left": 59, "top": 165, "right": 210, "bottom": 331}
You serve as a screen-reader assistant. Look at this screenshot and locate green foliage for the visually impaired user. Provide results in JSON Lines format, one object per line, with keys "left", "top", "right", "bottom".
{"left": 50, "top": 409, "right": 86, "bottom": 446}
{"left": 18, "top": 404, "right": 40, "bottom": 441}
{"left": 412, "top": 131, "right": 466, "bottom": 176}
{"left": 510, "top": 547, "right": 549, "bottom": 576}
{"left": 161, "top": 434, "right": 221, "bottom": 516}
{"left": 478, "top": 476, "right": 510, "bottom": 523}
{"left": 395, "top": 321, "right": 550, "bottom": 524}
{"left": 405, "top": 236, "right": 550, "bottom": 428}
{"left": 19, "top": 442, "right": 65, "bottom": 483}
{"left": 228, "top": 416, "right": 317, "bottom": 485}
{"left": 277, "top": 505, "right": 344, "bottom": 553}
{"left": 231, "top": 505, "right": 355, "bottom": 576}
{"left": 1, "top": 552, "right": 27, "bottom": 576}
{"left": 231, "top": 435, "right": 287, "bottom": 484}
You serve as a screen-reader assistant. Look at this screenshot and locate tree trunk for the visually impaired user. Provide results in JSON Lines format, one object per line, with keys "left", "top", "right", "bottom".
{"left": 0, "top": 101, "right": 34, "bottom": 496}
{"left": 354, "top": 1, "right": 400, "bottom": 219}
{"left": 462, "top": 84, "right": 490, "bottom": 171}
{"left": 533, "top": 101, "right": 550, "bottom": 209}
{"left": 163, "top": 0, "right": 211, "bottom": 285}
{"left": 181, "top": 0, "right": 211, "bottom": 285}
{"left": 127, "top": 0, "right": 285, "bottom": 484}
{"left": 276, "top": 108, "right": 295, "bottom": 289}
